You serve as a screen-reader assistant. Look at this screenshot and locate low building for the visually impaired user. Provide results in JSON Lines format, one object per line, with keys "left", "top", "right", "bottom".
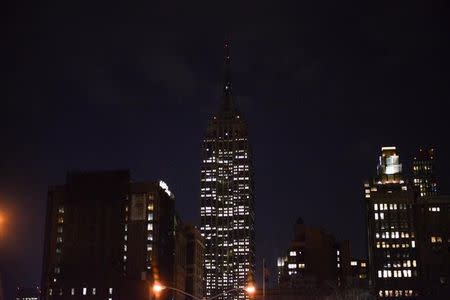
{"left": 184, "top": 224, "right": 204, "bottom": 300}
{"left": 415, "top": 195, "right": 450, "bottom": 297}
{"left": 254, "top": 286, "right": 374, "bottom": 300}
{"left": 348, "top": 259, "right": 369, "bottom": 288}
{"left": 276, "top": 218, "right": 352, "bottom": 289}
{"left": 15, "top": 286, "right": 40, "bottom": 300}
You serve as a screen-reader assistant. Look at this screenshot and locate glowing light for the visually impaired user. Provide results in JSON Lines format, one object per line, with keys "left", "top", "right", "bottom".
{"left": 152, "top": 282, "right": 165, "bottom": 294}
{"left": 245, "top": 284, "right": 256, "bottom": 295}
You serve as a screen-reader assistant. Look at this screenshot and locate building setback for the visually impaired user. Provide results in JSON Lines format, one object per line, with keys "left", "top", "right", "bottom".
{"left": 200, "top": 42, "right": 255, "bottom": 300}
{"left": 41, "top": 170, "right": 199, "bottom": 300}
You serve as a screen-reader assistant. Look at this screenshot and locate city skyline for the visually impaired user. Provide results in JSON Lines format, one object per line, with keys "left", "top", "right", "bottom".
{"left": 2, "top": 1, "right": 450, "bottom": 298}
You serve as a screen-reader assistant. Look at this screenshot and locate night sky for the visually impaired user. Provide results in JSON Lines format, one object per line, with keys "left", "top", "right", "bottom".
{"left": 2, "top": 0, "right": 450, "bottom": 297}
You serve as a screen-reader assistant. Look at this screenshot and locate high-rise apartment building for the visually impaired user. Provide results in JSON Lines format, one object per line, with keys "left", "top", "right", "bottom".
{"left": 364, "top": 147, "right": 420, "bottom": 298}
{"left": 200, "top": 42, "right": 255, "bottom": 300}
{"left": 41, "top": 170, "right": 190, "bottom": 300}
{"left": 412, "top": 148, "right": 437, "bottom": 197}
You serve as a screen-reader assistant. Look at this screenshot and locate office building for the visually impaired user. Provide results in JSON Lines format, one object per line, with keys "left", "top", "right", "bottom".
{"left": 412, "top": 148, "right": 437, "bottom": 197}
{"left": 364, "top": 147, "right": 420, "bottom": 298}
{"left": 200, "top": 42, "right": 255, "bottom": 300}
{"left": 41, "top": 170, "right": 179, "bottom": 300}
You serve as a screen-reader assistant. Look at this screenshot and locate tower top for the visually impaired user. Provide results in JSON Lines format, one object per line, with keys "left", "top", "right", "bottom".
{"left": 220, "top": 40, "right": 236, "bottom": 113}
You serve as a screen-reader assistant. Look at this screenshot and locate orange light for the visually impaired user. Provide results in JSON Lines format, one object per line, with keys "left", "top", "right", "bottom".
{"left": 152, "top": 282, "right": 165, "bottom": 294}
{"left": 245, "top": 284, "right": 256, "bottom": 295}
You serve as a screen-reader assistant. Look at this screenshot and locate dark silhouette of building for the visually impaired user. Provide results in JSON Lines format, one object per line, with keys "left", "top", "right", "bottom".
{"left": 15, "top": 286, "right": 40, "bottom": 300}
{"left": 41, "top": 170, "right": 186, "bottom": 300}
{"left": 349, "top": 259, "right": 369, "bottom": 288}
{"left": 200, "top": 42, "right": 255, "bottom": 300}
{"left": 364, "top": 147, "right": 420, "bottom": 298}
{"left": 276, "top": 218, "right": 353, "bottom": 289}
{"left": 184, "top": 224, "right": 204, "bottom": 300}
{"left": 412, "top": 148, "right": 437, "bottom": 197}
{"left": 0, "top": 273, "right": 4, "bottom": 300}
{"left": 415, "top": 195, "right": 450, "bottom": 298}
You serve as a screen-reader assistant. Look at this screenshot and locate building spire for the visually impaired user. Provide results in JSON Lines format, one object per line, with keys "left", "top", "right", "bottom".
{"left": 221, "top": 40, "right": 235, "bottom": 112}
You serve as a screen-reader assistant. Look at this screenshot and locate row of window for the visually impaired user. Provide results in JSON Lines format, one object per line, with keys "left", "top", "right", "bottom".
{"left": 378, "top": 269, "right": 415, "bottom": 278}
{"left": 378, "top": 289, "right": 415, "bottom": 297}
{"left": 48, "top": 287, "right": 113, "bottom": 297}
{"left": 376, "top": 241, "right": 416, "bottom": 248}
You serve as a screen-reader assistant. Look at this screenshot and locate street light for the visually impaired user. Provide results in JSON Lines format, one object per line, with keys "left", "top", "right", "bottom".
{"left": 245, "top": 284, "right": 256, "bottom": 296}
{"left": 152, "top": 281, "right": 165, "bottom": 294}
{"left": 150, "top": 282, "right": 256, "bottom": 300}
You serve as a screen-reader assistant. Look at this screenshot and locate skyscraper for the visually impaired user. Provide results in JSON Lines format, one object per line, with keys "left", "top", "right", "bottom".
{"left": 364, "top": 147, "right": 420, "bottom": 298}
{"left": 412, "top": 148, "right": 437, "bottom": 197}
{"left": 200, "top": 42, "right": 255, "bottom": 300}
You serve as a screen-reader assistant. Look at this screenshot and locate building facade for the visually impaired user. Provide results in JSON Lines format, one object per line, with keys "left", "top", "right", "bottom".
{"left": 184, "top": 224, "right": 205, "bottom": 300}
{"left": 200, "top": 42, "right": 255, "bottom": 300}
{"left": 276, "top": 218, "right": 352, "bottom": 289}
{"left": 15, "top": 287, "right": 40, "bottom": 300}
{"left": 41, "top": 170, "right": 180, "bottom": 300}
{"left": 412, "top": 148, "right": 437, "bottom": 197}
{"left": 414, "top": 195, "right": 450, "bottom": 297}
{"left": 364, "top": 147, "right": 420, "bottom": 298}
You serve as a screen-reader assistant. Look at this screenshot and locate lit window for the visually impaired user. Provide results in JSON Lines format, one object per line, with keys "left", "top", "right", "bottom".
{"left": 92, "top": 288, "right": 96, "bottom": 295}
{"left": 83, "top": 288, "right": 87, "bottom": 295}
{"left": 298, "top": 263, "right": 305, "bottom": 269}
{"left": 147, "top": 223, "right": 153, "bottom": 231}
{"left": 109, "top": 288, "right": 113, "bottom": 295}
{"left": 351, "top": 261, "right": 357, "bottom": 266}
{"left": 289, "top": 251, "right": 296, "bottom": 256}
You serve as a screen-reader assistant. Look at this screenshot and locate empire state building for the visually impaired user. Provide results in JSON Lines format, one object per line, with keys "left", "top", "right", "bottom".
{"left": 200, "top": 42, "right": 255, "bottom": 299}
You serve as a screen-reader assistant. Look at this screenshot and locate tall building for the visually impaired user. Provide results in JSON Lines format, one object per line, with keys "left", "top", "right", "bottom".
{"left": 364, "top": 147, "right": 420, "bottom": 298}
{"left": 276, "top": 218, "right": 351, "bottom": 289}
{"left": 200, "top": 42, "right": 255, "bottom": 300}
{"left": 41, "top": 170, "right": 185, "bottom": 300}
{"left": 412, "top": 148, "right": 437, "bottom": 197}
